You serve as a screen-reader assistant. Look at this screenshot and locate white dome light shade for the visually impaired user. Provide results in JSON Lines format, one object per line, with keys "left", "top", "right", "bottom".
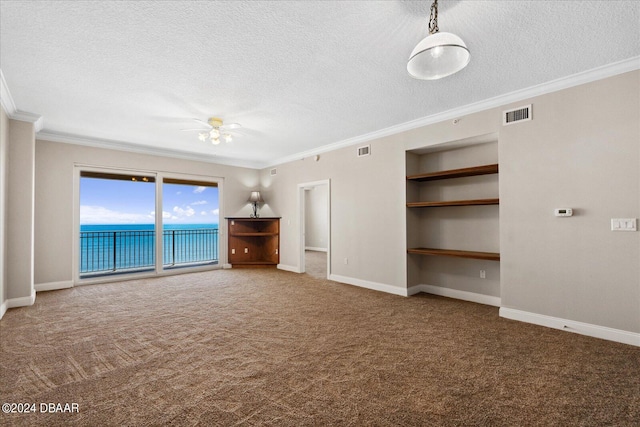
{"left": 407, "top": 32, "right": 470, "bottom": 80}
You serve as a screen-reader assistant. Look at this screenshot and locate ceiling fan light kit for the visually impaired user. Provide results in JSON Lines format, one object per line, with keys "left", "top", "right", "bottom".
{"left": 408, "top": 0, "right": 470, "bottom": 80}
{"left": 183, "top": 117, "right": 241, "bottom": 146}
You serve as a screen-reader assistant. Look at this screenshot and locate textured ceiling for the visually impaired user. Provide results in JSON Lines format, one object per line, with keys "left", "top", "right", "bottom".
{"left": 1, "top": 1, "right": 639, "bottom": 168}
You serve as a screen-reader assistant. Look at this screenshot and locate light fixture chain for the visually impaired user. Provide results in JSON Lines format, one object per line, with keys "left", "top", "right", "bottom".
{"left": 428, "top": 0, "right": 439, "bottom": 35}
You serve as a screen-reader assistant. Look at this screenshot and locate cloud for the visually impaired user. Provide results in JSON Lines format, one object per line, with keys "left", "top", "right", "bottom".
{"left": 191, "top": 200, "right": 207, "bottom": 205}
{"left": 81, "top": 205, "right": 151, "bottom": 224}
{"left": 150, "top": 210, "right": 174, "bottom": 219}
{"left": 193, "top": 186, "right": 206, "bottom": 194}
{"left": 201, "top": 211, "right": 207, "bottom": 216}
{"left": 173, "top": 205, "right": 195, "bottom": 217}
{"left": 211, "top": 209, "right": 219, "bottom": 216}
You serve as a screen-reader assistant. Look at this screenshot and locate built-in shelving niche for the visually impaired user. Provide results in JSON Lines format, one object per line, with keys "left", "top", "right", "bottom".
{"left": 406, "top": 134, "right": 500, "bottom": 303}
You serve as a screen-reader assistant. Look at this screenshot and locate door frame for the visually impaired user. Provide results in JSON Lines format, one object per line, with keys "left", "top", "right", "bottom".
{"left": 297, "top": 179, "right": 330, "bottom": 278}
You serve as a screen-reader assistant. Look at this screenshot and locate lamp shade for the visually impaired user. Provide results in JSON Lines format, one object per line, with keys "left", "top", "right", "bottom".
{"left": 407, "top": 31, "right": 470, "bottom": 80}
{"left": 248, "top": 191, "right": 264, "bottom": 203}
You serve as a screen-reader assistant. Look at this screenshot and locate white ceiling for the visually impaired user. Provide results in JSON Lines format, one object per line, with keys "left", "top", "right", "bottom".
{"left": 1, "top": 1, "right": 639, "bottom": 168}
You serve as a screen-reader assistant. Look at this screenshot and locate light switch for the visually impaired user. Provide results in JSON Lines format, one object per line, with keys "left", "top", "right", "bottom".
{"left": 611, "top": 218, "right": 637, "bottom": 231}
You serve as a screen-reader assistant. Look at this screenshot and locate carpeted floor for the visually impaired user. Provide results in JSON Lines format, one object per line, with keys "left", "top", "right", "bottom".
{"left": 1, "top": 268, "right": 639, "bottom": 426}
{"left": 304, "top": 250, "right": 326, "bottom": 280}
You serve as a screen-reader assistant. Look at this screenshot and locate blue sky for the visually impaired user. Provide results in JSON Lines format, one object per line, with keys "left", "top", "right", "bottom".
{"left": 80, "top": 178, "right": 219, "bottom": 225}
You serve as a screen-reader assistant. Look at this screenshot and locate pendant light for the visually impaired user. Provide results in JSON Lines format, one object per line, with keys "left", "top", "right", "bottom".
{"left": 407, "top": 0, "right": 470, "bottom": 80}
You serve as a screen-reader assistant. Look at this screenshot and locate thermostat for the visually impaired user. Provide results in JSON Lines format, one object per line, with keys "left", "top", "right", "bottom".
{"left": 554, "top": 208, "right": 573, "bottom": 217}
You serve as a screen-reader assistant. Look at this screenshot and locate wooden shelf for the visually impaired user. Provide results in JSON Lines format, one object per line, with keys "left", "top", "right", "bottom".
{"left": 407, "top": 198, "right": 499, "bottom": 208}
{"left": 407, "top": 164, "right": 498, "bottom": 182}
{"left": 408, "top": 248, "right": 500, "bottom": 261}
{"left": 230, "top": 260, "right": 278, "bottom": 268}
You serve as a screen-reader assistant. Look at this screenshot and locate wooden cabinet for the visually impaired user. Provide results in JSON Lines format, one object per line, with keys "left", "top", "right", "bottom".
{"left": 227, "top": 217, "right": 280, "bottom": 268}
{"left": 406, "top": 163, "right": 500, "bottom": 261}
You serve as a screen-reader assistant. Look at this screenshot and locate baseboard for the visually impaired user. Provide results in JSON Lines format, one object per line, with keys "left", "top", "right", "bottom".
{"left": 35, "top": 280, "right": 73, "bottom": 292}
{"left": 305, "top": 247, "right": 327, "bottom": 252}
{"left": 328, "top": 274, "right": 408, "bottom": 297}
{"left": 500, "top": 307, "right": 640, "bottom": 347}
{"left": 0, "top": 300, "right": 7, "bottom": 320}
{"left": 277, "top": 264, "right": 302, "bottom": 273}
{"left": 6, "top": 289, "right": 36, "bottom": 309}
{"left": 409, "top": 284, "right": 501, "bottom": 307}
{"left": 222, "top": 263, "right": 233, "bottom": 269}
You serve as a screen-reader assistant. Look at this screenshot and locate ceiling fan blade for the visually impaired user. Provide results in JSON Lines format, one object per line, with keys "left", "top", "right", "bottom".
{"left": 221, "top": 123, "right": 242, "bottom": 130}
{"left": 192, "top": 118, "right": 212, "bottom": 128}
{"left": 180, "top": 127, "right": 210, "bottom": 132}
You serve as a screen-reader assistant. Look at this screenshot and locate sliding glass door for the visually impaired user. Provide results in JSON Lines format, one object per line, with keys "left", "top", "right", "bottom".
{"left": 79, "top": 171, "right": 156, "bottom": 277}
{"left": 161, "top": 179, "right": 219, "bottom": 270}
{"left": 78, "top": 169, "right": 221, "bottom": 280}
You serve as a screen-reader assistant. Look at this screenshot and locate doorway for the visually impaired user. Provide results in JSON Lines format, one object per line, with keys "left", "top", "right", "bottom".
{"left": 298, "top": 180, "right": 330, "bottom": 279}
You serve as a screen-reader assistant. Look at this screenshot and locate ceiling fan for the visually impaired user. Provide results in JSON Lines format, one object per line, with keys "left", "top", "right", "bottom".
{"left": 181, "top": 117, "right": 242, "bottom": 145}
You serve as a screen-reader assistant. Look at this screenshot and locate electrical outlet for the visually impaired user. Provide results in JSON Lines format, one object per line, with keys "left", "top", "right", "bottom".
{"left": 480, "top": 270, "right": 486, "bottom": 279}
{"left": 244, "top": 248, "right": 248, "bottom": 253}
{"left": 231, "top": 249, "right": 235, "bottom": 255}
{"left": 275, "top": 249, "right": 278, "bottom": 255}
{"left": 344, "top": 258, "right": 348, "bottom": 265}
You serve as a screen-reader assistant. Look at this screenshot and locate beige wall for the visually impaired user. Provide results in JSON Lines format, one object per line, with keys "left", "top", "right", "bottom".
{"left": 6, "top": 119, "right": 36, "bottom": 302}
{"left": 0, "top": 107, "right": 7, "bottom": 309}
{"left": 264, "top": 70, "right": 640, "bottom": 334}
{"left": 34, "top": 140, "right": 260, "bottom": 286}
{"left": 261, "top": 134, "right": 408, "bottom": 288}
{"left": 499, "top": 71, "right": 639, "bottom": 333}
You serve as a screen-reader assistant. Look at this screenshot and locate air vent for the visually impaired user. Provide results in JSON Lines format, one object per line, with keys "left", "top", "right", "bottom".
{"left": 357, "top": 145, "right": 370, "bottom": 157}
{"left": 503, "top": 104, "right": 532, "bottom": 126}
{"left": 270, "top": 168, "right": 277, "bottom": 176}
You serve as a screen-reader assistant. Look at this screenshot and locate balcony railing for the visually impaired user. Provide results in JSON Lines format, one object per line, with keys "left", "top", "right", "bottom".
{"left": 79, "top": 228, "right": 219, "bottom": 276}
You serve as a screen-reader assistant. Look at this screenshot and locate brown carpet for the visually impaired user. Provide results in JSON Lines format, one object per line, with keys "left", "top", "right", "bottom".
{"left": 304, "top": 250, "right": 326, "bottom": 280}
{"left": 1, "top": 268, "right": 639, "bottom": 426}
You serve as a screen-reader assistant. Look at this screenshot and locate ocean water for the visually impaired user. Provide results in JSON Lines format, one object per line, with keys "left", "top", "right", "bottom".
{"left": 80, "top": 224, "right": 219, "bottom": 275}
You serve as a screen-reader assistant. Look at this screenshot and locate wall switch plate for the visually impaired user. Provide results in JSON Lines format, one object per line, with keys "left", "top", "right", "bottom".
{"left": 611, "top": 218, "right": 637, "bottom": 231}
{"left": 231, "top": 249, "right": 235, "bottom": 254}
{"left": 480, "top": 270, "right": 486, "bottom": 279}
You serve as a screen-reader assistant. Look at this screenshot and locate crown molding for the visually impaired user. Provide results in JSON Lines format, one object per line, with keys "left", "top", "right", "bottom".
{"left": 0, "top": 69, "right": 17, "bottom": 115}
{"left": 0, "top": 69, "right": 44, "bottom": 132}
{"left": 263, "top": 56, "right": 640, "bottom": 169}
{"left": 11, "top": 111, "right": 44, "bottom": 132}
{"left": 37, "top": 131, "right": 263, "bottom": 170}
